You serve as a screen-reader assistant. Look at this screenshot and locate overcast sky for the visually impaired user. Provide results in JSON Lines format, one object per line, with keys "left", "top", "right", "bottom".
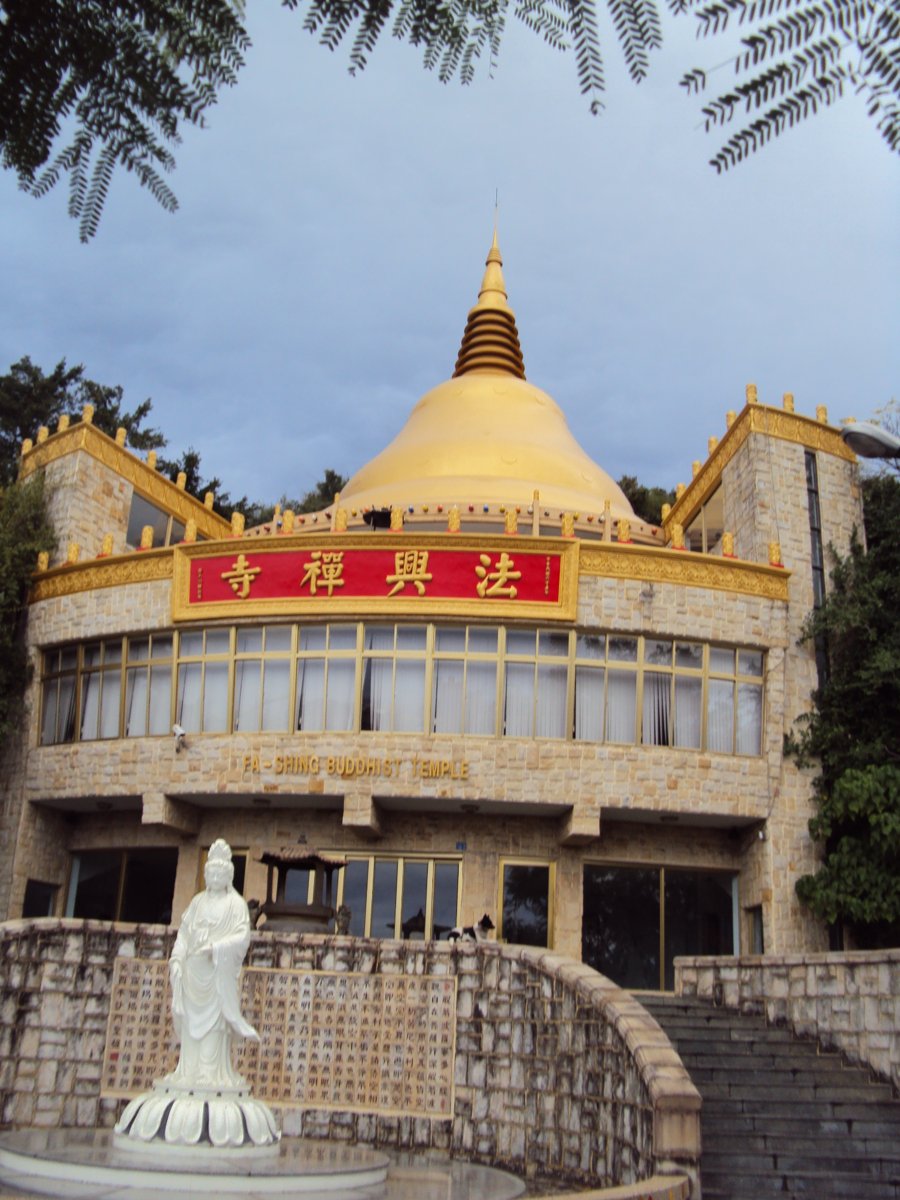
{"left": 1, "top": 6, "right": 897, "bottom": 507}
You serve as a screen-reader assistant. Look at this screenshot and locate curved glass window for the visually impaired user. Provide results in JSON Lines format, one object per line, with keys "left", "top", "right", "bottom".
{"left": 40, "top": 623, "right": 764, "bottom": 755}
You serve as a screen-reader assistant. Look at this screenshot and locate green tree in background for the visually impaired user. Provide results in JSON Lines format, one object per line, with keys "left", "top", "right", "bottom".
{"left": 0, "top": 474, "right": 56, "bottom": 746}
{"left": 791, "top": 473, "right": 900, "bottom": 948}
{"left": 617, "top": 474, "right": 675, "bottom": 525}
{"left": 0, "top": 356, "right": 164, "bottom": 487}
{"left": 1, "top": 0, "right": 895, "bottom": 239}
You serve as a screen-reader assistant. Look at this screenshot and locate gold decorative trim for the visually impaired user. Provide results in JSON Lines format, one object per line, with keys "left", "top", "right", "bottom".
{"left": 29, "top": 549, "right": 174, "bottom": 602}
{"left": 579, "top": 542, "right": 789, "bottom": 601}
{"left": 19, "top": 424, "right": 231, "bottom": 540}
{"left": 172, "top": 534, "right": 581, "bottom": 623}
{"left": 665, "top": 404, "right": 855, "bottom": 535}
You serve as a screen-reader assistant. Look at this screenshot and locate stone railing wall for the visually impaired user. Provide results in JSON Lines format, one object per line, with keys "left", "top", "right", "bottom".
{"left": 676, "top": 951, "right": 900, "bottom": 1092}
{"left": 0, "top": 920, "right": 700, "bottom": 1193}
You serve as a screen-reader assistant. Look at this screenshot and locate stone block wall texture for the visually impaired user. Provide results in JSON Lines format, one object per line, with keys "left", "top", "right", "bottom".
{"left": 676, "top": 951, "right": 900, "bottom": 1092}
{"left": 0, "top": 920, "right": 700, "bottom": 1193}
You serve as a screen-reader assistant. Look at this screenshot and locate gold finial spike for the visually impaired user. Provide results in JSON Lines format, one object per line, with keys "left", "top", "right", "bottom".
{"left": 671, "top": 524, "right": 685, "bottom": 551}
{"left": 67, "top": 542, "right": 80, "bottom": 564}
{"left": 561, "top": 512, "right": 575, "bottom": 538}
{"left": 99, "top": 533, "right": 113, "bottom": 557}
{"left": 746, "top": 383, "right": 758, "bottom": 405}
{"left": 140, "top": 525, "right": 154, "bottom": 550}
{"left": 82, "top": 403, "right": 94, "bottom": 424}
{"left": 617, "top": 518, "right": 631, "bottom": 544}
{"left": 708, "top": 436, "right": 718, "bottom": 456}
{"left": 725, "top": 410, "right": 736, "bottom": 429}
{"left": 21, "top": 438, "right": 33, "bottom": 456}
{"left": 184, "top": 519, "right": 197, "bottom": 543}
{"left": 335, "top": 507, "right": 348, "bottom": 533}
{"left": 675, "top": 482, "right": 686, "bottom": 499}
{"left": 603, "top": 498, "right": 612, "bottom": 542}
{"left": 176, "top": 471, "right": 187, "bottom": 490}
{"left": 782, "top": 392, "right": 795, "bottom": 413}
{"left": 532, "top": 488, "right": 541, "bottom": 536}
{"left": 448, "top": 505, "right": 461, "bottom": 533}
{"left": 147, "top": 450, "right": 157, "bottom": 470}
{"left": 57, "top": 414, "right": 70, "bottom": 433}
{"left": 692, "top": 460, "right": 701, "bottom": 478}
{"left": 661, "top": 503, "right": 671, "bottom": 521}
{"left": 282, "top": 509, "right": 295, "bottom": 535}
{"left": 390, "top": 506, "right": 404, "bottom": 532}
{"left": 768, "top": 540, "right": 783, "bottom": 567}
{"left": 115, "top": 427, "right": 127, "bottom": 446}
{"left": 722, "top": 531, "right": 735, "bottom": 557}
{"left": 37, "top": 551, "right": 50, "bottom": 573}
{"left": 816, "top": 405, "right": 828, "bottom": 424}
{"left": 37, "top": 426, "right": 49, "bottom": 444}
{"left": 453, "top": 234, "right": 526, "bottom": 379}
{"left": 230, "top": 512, "right": 245, "bottom": 538}
{"left": 203, "top": 491, "right": 214, "bottom": 509}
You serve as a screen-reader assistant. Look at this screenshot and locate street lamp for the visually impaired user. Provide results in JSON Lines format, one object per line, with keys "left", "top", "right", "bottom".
{"left": 840, "top": 420, "right": 900, "bottom": 459}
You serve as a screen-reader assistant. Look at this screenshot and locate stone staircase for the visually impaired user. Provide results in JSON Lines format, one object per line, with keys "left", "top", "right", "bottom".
{"left": 641, "top": 994, "right": 900, "bottom": 1200}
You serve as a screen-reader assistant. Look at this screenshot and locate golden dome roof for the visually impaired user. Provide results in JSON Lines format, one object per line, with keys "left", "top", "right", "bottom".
{"left": 340, "top": 236, "right": 636, "bottom": 520}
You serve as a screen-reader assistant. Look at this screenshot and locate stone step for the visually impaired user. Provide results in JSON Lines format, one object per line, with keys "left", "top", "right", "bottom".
{"left": 643, "top": 994, "right": 900, "bottom": 1200}
{"left": 687, "top": 1062, "right": 867, "bottom": 1086}
{"left": 702, "top": 1149, "right": 897, "bottom": 1177}
{"left": 705, "top": 1132, "right": 900, "bottom": 1158}
{"left": 701, "top": 1173, "right": 900, "bottom": 1199}
{"left": 697, "top": 1080, "right": 894, "bottom": 1103}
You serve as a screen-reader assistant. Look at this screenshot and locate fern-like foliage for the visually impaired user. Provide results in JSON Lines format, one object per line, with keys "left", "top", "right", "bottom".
{"left": 677, "top": 0, "right": 900, "bottom": 167}
{"left": 0, "top": 0, "right": 249, "bottom": 240}
{"left": 290, "top": 0, "right": 670, "bottom": 116}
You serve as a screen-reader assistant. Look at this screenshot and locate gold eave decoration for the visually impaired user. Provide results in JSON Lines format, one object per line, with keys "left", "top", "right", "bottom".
{"left": 19, "top": 423, "right": 231, "bottom": 540}
{"left": 579, "top": 543, "right": 790, "bottom": 602}
{"left": 665, "top": 404, "right": 855, "bottom": 537}
{"left": 29, "top": 548, "right": 173, "bottom": 602}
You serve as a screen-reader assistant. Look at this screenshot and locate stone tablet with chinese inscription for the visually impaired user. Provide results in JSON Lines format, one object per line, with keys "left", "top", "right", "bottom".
{"left": 103, "top": 959, "right": 457, "bottom": 1118}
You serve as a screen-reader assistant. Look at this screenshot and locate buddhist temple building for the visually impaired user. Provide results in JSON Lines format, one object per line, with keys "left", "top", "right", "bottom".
{"left": 0, "top": 235, "right": 862, "bottom": 991}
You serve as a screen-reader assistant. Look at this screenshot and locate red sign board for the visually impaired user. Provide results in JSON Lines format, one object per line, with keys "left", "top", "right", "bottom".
{"left": 172, "top": 537, "right": 577, "bottom": 622}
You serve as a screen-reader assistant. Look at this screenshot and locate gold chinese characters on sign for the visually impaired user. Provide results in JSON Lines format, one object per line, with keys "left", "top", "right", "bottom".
{"left": 103, "top": 958, "right": 457, "bottom": 1119}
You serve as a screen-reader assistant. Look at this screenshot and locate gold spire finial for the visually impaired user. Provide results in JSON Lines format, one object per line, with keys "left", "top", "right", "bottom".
{"left": 453, "top": 235, "right": 526, "bottom": 379}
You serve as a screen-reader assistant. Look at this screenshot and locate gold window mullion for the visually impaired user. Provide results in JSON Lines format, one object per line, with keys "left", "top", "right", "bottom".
{"left": 394, "top": 857, "right": 405, "bottom": 941}
{"left": 363, "top": 854, "right": 375, "bottom": 937}
{"left": 424, "top": 860, "right": 435, "bottom": 940}
{"left": 115, "top": 852, "right": 128, "bottom": 922}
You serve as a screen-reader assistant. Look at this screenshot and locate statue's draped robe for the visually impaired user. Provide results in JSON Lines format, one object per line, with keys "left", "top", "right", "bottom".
{"left": 167, "top": 887, "right": 258, "bottom": 1088}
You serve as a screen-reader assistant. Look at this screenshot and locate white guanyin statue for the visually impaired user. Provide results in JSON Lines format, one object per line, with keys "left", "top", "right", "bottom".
{"left": 115, "top": 839, "right": 279, "bottom": 1148}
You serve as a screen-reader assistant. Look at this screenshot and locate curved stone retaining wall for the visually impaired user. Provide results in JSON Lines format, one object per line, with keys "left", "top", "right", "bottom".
{"left": 0, "top": 920, "right": 699, "bottom": 1192}
{"left": 676, "top": 951, "right": 900, "bottom": 1092}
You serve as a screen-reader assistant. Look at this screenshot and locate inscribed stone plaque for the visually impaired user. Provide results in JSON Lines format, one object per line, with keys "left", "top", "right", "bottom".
{"left": 102, "top": 959, "right": 457, "bottom": 1118}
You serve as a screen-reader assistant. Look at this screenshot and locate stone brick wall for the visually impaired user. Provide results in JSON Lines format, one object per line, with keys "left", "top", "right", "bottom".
{"left": 0, "top": 920, "right": 700, "bottom": 1192}
{"left": 675, "top": 951, "right": 900, "bottom": 1092}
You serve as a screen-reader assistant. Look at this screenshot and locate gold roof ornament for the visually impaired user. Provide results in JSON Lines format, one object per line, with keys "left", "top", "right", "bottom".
{"left": 339, "top": 235, "right": 637, "bottom": 523}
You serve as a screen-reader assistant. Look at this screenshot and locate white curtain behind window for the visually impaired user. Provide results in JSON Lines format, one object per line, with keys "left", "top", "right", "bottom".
{"left": 642, "top": 672, "right": 671, "bottom": 745}
{"left": 100, "top": 673, "right": 120, "bottom": 738}
{"left": 325, "top": 660, "right": 356, "bottom": 731}
{"left": 574, "top": 666, "right": 604, "bottom": 742}
{"left": 432, "top": 661, "right": 464, "bottom": 733}
{"left": 674, "top": 677, "right": 701, "bottom": 748}
{"left": 394, "top": 661, "right": 425, "bottom": 731}
{"left": 535, "top": 664, "right": 567, "bottom": 738}
{"left": 80, "top": 674, "right": 100, "bottom": 740}
{"left": 234, "top": 660, "right": 262, "bottom": 731}
{"left": 707, "top": 679, "right": 734, "bottom": 752}
{"left": 504, "top": 663, "right": 534, "bottom": 737}
{"left": 296, "top": 660, "right": 325, "bottom": 731}
{"left": 176, "top": 663, "right": 202, "bottom": 732}
{"left": 261, "top": 661, "right": 290, "bottom": 730}
{"left": 736, "top": 683, "right": 762, "bottom": 754}
{"left": 147, "top": 666, "right": 171, "bottom": 735}
{"left": 465, "top": 662, "right": 496, "bottom": 734}
{"left": 606, "top": 671, "right": 636, "bottom": 743}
